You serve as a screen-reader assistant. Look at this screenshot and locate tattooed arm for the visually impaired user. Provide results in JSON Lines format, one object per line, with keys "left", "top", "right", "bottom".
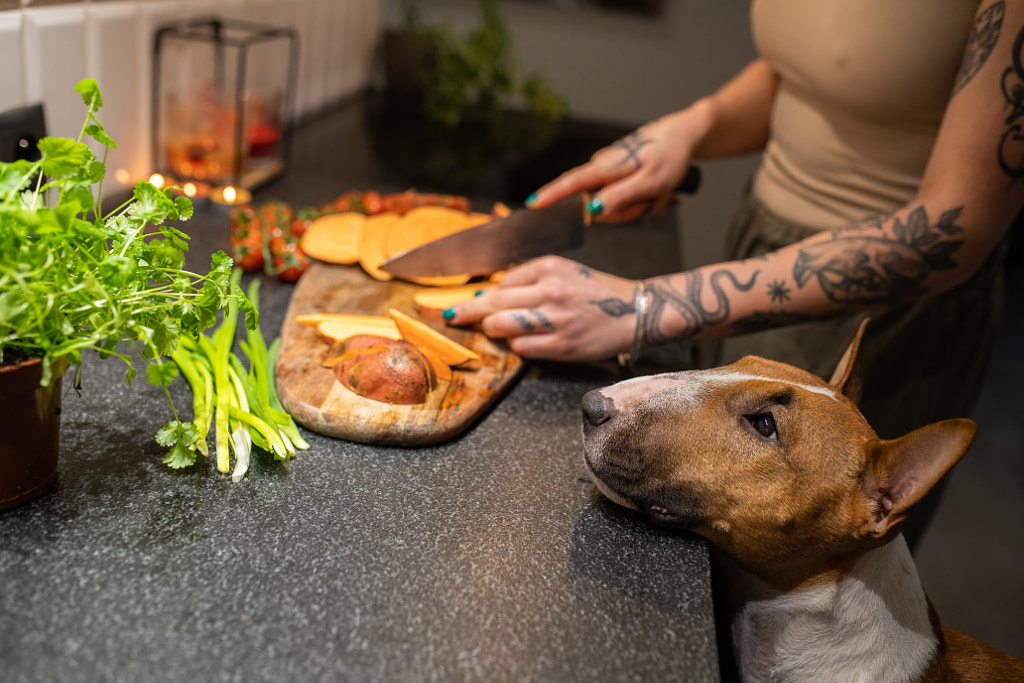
{"left": 450, "top": 0, "right": 1024, "bottom": 362}
{"left": 525, "top": 59, "right": 780, "bottom": 223}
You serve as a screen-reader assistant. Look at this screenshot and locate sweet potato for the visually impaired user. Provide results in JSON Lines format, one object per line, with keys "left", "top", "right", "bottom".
{"left": 358, "top": 213, "right": 401, "bottom": 281}
{"left": 385, "top": 206, "right": 472, "bottom": 257}
{"left": 322, "top": 334, "right": 401, "bottom": 367}
{"left": 330, "top": 337, "right": 434, "bottom": 404}
{"left": 380, "top": 206, "right": 475, "bottom": 286}
{"left": 413, "top": 284, "right": 495, "bottom": 321}
{"left": 300, "top": 212, "right": 367, "bottom": 264}
{"left": 389, "top": 308, "right": 480, "bottom": 366}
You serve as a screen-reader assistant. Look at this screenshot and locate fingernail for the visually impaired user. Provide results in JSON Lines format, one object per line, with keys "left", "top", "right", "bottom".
{"left": 442, "top": 307, "right": 456, "bottom": 321}
{"left": 525, "top": 192, "right": 538, "bottom": 206}
{"left": 474, "top": 289, "right": 485, "bottom": 297}
{"left": 587, "top": 197, "right": 604, "bottom": 215}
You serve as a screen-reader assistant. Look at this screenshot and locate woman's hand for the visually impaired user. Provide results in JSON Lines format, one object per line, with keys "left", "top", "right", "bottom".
{"left": 445, "top": 256, "right": 639, "bottom": 362}
{"left": 527, "top": 110, "right": 702, "bottom": 223}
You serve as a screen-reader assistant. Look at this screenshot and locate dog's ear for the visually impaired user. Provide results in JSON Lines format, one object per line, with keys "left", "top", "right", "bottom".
{"left": 861, "top": 418, "right": 976, "bottom": 540}
{"left": 828, "top": 318, "right": 870, "bottom": 404}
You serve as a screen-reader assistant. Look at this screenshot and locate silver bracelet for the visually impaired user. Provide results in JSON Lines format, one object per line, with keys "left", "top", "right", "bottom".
{"left": 617, "top": 280, "right": 647, "bottom": 368}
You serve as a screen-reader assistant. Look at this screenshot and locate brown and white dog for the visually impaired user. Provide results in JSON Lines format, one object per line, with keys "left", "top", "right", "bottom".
{"left": 581, "top": 321, "right": 1024, "bottom": 682}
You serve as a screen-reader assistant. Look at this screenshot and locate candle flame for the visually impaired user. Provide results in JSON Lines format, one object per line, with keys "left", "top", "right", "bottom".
{"left": 223, "top": 186, "right": 237, "bottom": 203}
{"left": 148, "top": 173, "right": 166, "bottom": 189}
{"left": 183, "top": 182, "right": 198, "bottom": 198}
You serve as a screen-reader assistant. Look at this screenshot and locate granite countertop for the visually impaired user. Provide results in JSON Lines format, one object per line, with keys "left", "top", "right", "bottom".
{"left": 0, "top": 96, "right": 719, "bottom": 682}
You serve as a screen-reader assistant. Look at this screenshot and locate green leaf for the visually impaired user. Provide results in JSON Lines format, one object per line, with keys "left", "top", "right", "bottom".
{"left": 74, "top": 78, "right": 103, "bottom": 110}
{"left": 146, "top": 360, "right": 180, "bottom": 388}
{"left": 163, "top": 442, "right": 198, "bottom": 469}
{"left": 128, "top": 180, "right": 177, "bottom": 224}
{"left": 38, "top": 138, "right": 93, "bottom": 180}
{"left": 174, "top": 195, "right": 194, "bottom": 220}
{"left": 155, "top": 419, "right": 185, "bottom": 446}
{"left": 84, "top": 123, "right": 117, "bottom": 150}
{"left": 0, "top": 161, "right": 37, "bottom": 195}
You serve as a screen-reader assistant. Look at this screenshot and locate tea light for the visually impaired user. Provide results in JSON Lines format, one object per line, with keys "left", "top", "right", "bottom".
{"left": 148, "top": 172, "right": 169, "bottom": 189}
{"left": 179, "top": 181, "right": 211, "bottom": 198}
{"left": 210, "top": 185, "right": 252, "bottom": 206}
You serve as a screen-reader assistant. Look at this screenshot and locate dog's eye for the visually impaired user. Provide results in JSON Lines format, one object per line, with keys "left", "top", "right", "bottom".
{"left": 747, "top": 413, "right": 778, "bottom": 440}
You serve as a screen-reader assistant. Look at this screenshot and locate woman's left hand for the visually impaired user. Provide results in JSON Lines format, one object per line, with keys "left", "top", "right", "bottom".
{"left": 445, "top": 256, "right": 639, "bottom": 362}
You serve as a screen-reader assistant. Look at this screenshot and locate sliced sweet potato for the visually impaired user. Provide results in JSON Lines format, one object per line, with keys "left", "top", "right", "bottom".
{"left": 413, "top": 284, "right": 495, "bottom": 321}
{"left": 389, "top": 308, "right": 480, "bottom": 366}
{"left": 465, "top": 212, "right": 493, "bottom": 228}
{"left": 358, "top": 213, "right": 401, "bottom": 281}
{"left": 297, "top": 312, "right": 396, "bottom": 328}
{"left": 385, "top": 205, "right": 472, "bottom": 257}
{"left": 305, "top": 315, "right": 401, "bottom": 344}
{"left": 300, "top": 212, "right": 367, "bottom": 264}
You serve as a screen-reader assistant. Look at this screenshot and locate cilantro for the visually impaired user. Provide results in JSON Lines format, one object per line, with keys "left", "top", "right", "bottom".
{"left": 0, "top": 79, "right": 256, "bottom": 468}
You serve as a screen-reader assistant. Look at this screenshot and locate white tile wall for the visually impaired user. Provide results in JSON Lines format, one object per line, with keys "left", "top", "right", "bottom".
{"left": 1, "top": 0, "right": 381, "bottom": 194}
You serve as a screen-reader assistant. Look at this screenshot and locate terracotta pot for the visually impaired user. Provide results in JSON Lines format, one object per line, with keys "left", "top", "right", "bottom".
{"left": 0, "top": 357, "right": 63, "bottom": 511}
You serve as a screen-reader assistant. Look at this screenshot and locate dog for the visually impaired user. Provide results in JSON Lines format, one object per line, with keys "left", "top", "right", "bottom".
{"left": 581, "top": 320, "right": 1024, "bottom": 681}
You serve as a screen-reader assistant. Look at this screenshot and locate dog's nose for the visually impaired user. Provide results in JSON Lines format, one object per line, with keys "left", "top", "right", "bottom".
{"left": 582, "top": 389, "right": 615, "bottom": 426}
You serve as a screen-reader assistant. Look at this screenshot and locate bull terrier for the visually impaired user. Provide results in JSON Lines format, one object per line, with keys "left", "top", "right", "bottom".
{"left": 581, "top": 320, "right": 1024, "bottom": 681}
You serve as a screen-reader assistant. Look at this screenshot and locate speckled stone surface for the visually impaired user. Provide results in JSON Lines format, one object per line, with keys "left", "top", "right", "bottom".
{"left": 0, "top": 98, "right": 719, "bottom": 682}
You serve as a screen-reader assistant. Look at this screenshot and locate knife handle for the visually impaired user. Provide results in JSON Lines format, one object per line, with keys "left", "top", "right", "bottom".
{"left": 676, "top": 166, "right": 701, "bottom": 195}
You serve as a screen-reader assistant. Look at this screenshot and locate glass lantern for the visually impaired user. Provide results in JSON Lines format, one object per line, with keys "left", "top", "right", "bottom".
{"left": 152, "top": 16, "right": 298, "bottom": 190}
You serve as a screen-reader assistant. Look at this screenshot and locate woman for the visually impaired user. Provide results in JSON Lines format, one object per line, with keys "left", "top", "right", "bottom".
{"left": 449, "top": 0, "right": 1022, "bottom": 546}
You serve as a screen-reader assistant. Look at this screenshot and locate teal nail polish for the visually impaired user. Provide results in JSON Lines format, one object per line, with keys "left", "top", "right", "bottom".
{"left": 474, "top": 289, "right": 485, "bottom": 297}
{"left": 442, "top": 307, "right": 456, "bottom": 321}
{"left": 525, "top": 192, "right": 538, "bottom": 206}
{"left": 587, "top": 197, "right": 604, "bottom": 215}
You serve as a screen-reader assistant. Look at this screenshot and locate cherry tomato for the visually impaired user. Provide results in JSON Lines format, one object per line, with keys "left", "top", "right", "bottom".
{"left": 269, "top": 235, "right": 310, "bottom": 282}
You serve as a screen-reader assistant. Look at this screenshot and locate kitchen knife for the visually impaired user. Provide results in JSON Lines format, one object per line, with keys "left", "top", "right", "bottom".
{"left": 379, "top": 165, "right": 702, "bottom": 279}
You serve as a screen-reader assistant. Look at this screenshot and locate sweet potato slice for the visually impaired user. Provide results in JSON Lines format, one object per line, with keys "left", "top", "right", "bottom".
{"left": 300, "top": 212, "right": 367, "bottom": 264}
{"left": 389, "top": 308, "right": 480, "bottom": 366}
{"left": 413, "top": 284, "right": 495, "bottom": 321}
{"left": 358, "top": 213, "right": 401, "bottom": 281}
{"left": 301, "top": 314, "right": 401, "bottom": 344}
{"left": 385, "top": 206, "right": 472, "bottom": 257}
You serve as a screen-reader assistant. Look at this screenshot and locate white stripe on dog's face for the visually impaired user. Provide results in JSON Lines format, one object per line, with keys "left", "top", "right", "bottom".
{"left": 600, "top": 368, "right": 837, "bottom": 413}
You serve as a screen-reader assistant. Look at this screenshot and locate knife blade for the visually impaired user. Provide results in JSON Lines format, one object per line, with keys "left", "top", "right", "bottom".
{"left": 379, "top": 165, "right": 702, "bottom": 279}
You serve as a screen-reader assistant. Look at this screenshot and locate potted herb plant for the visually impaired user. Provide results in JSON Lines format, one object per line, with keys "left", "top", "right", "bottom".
{"left": 0, "top": 79, "right": 252, "bottom": 510}
{"left": 386, "top": 0, "right": 566, "bottom": 127}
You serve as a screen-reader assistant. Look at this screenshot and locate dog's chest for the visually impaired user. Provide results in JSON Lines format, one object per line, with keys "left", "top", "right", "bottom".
{"left": 730, "top": 539, "right": 939, "bottom": 682}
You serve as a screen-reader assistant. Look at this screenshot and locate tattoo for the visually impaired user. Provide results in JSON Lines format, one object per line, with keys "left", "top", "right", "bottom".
{"left": 512, "top": 312, "right": 534, "bottom": 332}
{"left": 647, "top": 269, "right": 759, "bottom": 342}
{"left": 511, "top": 310, "right": 555, "bottom": 333}
{"left": 793, "top": 205, "right": 965, "bottom": 305}
{"left": 577, "top": 265, "right": 595, "bottom": 279}
{"left": 591, "top": 297, "right": 634, "bottom": 317}
{"left": 952, "top": 1, "right": 1005, "bottom": 98}
{"left": 1000, "top": 22, "right": 1024, "bottom": 177}
{"left": 530, "top": 309, "right": 555, "bottom": 331}
{"left": 767, "top": 280, "right": 792, "bottom": 304}
{"left": 610, "top": 131, "right": 652, "bottom": 171}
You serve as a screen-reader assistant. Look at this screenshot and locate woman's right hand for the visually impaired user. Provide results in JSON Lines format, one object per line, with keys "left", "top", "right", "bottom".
{"left": 525, "top": 108, "right": 705, "bottom": 222}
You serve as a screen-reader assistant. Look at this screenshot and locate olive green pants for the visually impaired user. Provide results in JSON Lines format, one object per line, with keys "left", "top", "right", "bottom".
{"left": 708, "top": 190, "right": 1008, "bottom": 550}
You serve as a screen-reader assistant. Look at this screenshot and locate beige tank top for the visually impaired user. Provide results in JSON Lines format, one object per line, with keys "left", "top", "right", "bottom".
{"left": 750, "top": 0, "right": 982, "bottom": 231}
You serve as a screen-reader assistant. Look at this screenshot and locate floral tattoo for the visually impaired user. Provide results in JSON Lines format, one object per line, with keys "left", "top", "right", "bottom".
{"left": 793, "top": 206, "right": 965, "bottom": 305}
{"left": 952, "top": 1, "right": 1004, "bottom": 98}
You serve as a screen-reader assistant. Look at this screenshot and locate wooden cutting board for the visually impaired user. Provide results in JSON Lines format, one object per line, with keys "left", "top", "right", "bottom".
{"left": 276, "top": 261, "right": 526, "bottom": 446}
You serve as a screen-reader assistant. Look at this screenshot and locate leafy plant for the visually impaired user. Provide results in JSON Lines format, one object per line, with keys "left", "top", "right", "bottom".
{"left": 0, "top": 78, "right": 255, "bottom": 465}
{"left": 407, "top": 0, "right": 567, "bottom": 127}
